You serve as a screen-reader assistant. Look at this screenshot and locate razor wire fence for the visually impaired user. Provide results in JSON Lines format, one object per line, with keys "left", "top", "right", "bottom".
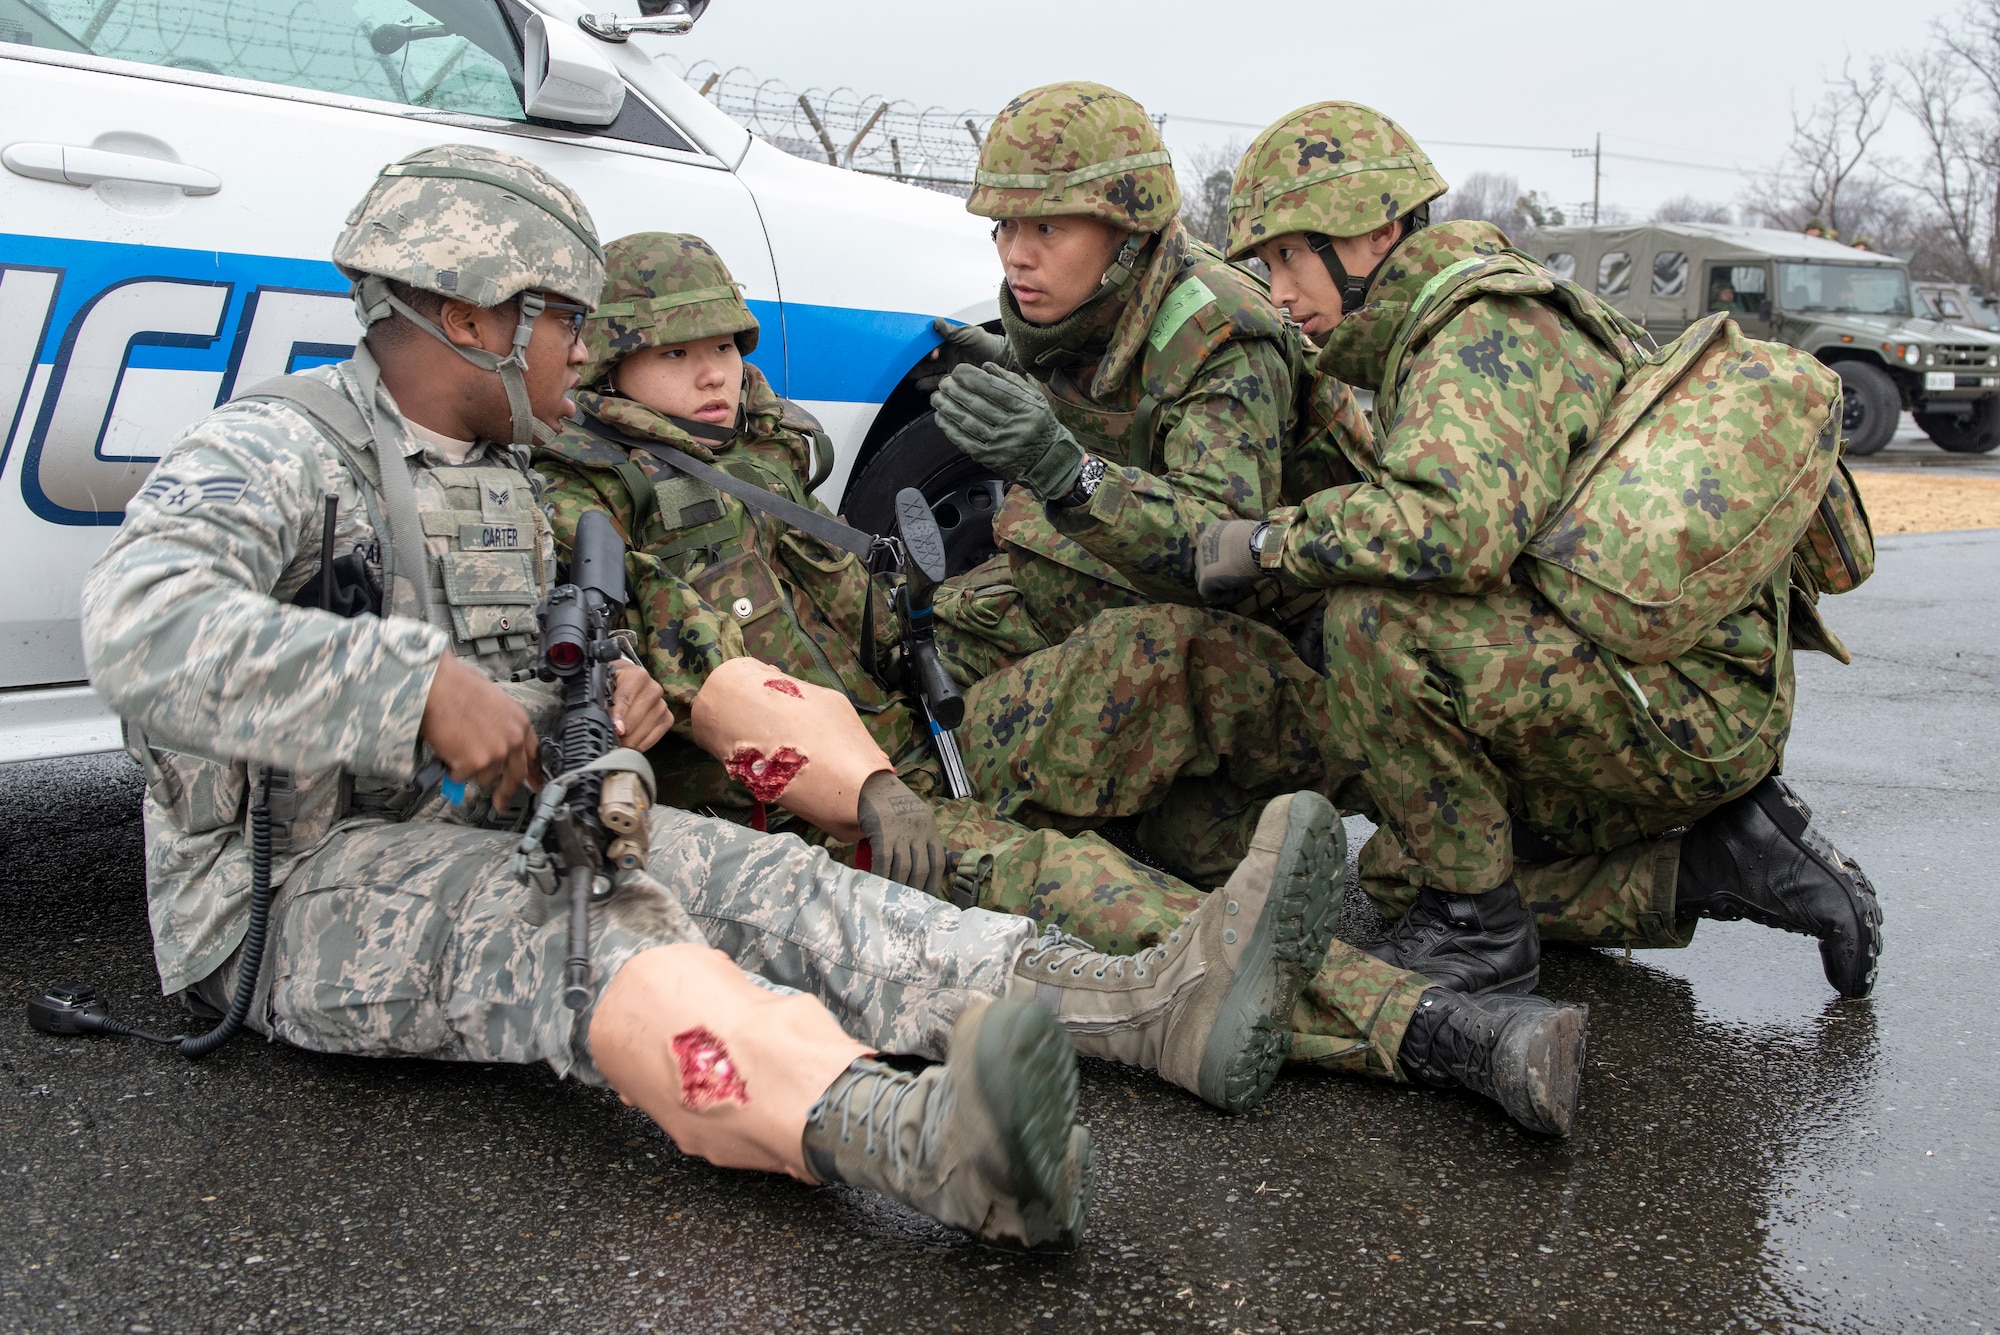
{"left": 669, "top": 57, "right": 994, "bottom": 196}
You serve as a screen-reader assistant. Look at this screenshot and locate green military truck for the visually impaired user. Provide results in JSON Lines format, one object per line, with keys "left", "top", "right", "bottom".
{"left": 1534, "top": 223, "right": 2000, "bottom": 454}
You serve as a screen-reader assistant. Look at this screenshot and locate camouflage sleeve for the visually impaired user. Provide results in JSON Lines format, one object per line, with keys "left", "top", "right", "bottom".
{"left": 1054, "top": 337, "right": 1290, "bottom": 599}
{"left": 1264, "top": 296, "right": 1581, "bottom": 593}
{"left": 537, "top": 454, "right": 741, "bottom": 713}
{"left": 81, "top": 402, "right": 446, "bottom": 780}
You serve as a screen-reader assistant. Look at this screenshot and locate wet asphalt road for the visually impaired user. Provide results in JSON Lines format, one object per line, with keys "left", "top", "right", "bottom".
{"left": 2, "top": 530, "right": 1995, "bottom": 1335}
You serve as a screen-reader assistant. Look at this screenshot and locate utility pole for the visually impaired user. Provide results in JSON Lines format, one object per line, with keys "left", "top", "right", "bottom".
{"left": 1593, "top": 132, "right": 1602, "bottom": 224}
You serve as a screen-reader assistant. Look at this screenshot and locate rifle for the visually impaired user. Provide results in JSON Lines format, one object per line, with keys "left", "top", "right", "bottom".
{"left": 887, "top": 487, "right": 970, "bottom": 799}
{"left": 512, "top": 508, "right": 656, "bottom": 1011}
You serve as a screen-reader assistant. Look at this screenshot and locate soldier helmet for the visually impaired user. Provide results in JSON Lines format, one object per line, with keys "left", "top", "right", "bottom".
{"left": 334, "top": 144, "right": 606, "bottom": 446}
{"left": 1224, "top": 101, "right": 1448, "bottom": 260}
{"left": 581, "top": 232, "right": 759, "bottom": 390}
{"left": 1804, "top": 215, "right": 1835, "bottom": 238}
{"left": 966, "top": 81, "right": 1180, "bottom": 232}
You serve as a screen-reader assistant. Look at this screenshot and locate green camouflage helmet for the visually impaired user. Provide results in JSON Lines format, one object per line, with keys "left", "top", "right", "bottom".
{"left": 333, "top": 143, "right": 605, "bottom": 446}
{"left": 967, "top": 81, "right": 1180, "bottom": 231}
{"left": 1225, "top": 102, "right": 1448, "bottom": 259}
{"left": 581, "top": 232, "right": 759, "bottom": 389}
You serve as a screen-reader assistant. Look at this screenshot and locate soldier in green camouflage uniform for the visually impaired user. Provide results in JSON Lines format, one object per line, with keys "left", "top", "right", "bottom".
{"left": 80, "top": 146, "right": 1358, "bottom": 1249}
{"left": 526, "top": 233, "right": 1595, "bottom": 1131}
{"left": 1203, "top": 102, "right": 1883, "bottom": 1011}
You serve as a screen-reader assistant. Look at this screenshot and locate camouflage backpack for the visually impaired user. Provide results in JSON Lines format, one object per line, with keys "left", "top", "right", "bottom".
{"left": 1375, "top": 249, "right": 1875, "bottom": 667}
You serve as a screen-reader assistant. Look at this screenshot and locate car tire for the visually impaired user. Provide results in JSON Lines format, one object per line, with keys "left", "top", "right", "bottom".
{"left": 1914, "top": 396, "right": 2000, "bottom": 454}
{"left": 1832, "top": 360, "right": 1901, "bottom": 457}
{"left": 844, "top": 411, "right": 1006, "bottom": 577}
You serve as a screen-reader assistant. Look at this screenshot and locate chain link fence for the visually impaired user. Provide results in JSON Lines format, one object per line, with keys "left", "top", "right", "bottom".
{"left": 670, "top": 58, "right": 993, "bottom": 197}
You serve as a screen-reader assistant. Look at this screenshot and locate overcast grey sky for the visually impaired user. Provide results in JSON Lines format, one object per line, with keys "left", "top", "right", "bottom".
{"left": 673, "top": 0, "right": 1968, "bottom": 219}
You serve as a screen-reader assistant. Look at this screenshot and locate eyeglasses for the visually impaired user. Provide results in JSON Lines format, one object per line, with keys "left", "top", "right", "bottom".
{"left": 538, "top": 297, "right": 591, "bottom": 344}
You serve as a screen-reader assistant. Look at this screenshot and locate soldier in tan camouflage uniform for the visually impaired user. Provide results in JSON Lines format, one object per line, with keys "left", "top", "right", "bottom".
{"left": 81, "top": 146, "right": 1354, "bottom": 1251}
{"left": 1200, "top": 105, "right": 1883, "bottom": 1050}
{"left": 528, "top": 232, "right": 1563, "bottom": 1129}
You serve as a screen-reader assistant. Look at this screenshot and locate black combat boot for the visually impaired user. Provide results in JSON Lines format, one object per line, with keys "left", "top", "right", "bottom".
{"left": 1365, "top": 879, "right": 1540, "bottom": 995}
{"left": 1398, "top": 988, "right": 1588, "bottom": 1137}
{"left": 1675, "top": 775, "right": 1883, "bottom": 999}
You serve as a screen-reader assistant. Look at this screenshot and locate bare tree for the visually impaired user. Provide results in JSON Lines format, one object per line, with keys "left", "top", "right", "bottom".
{"left": 1175, "top": 140, "right": 1245, "bottom": 251}
{"left": 1745, "top": 57, "right": 1893, "bottom": 238}
{"left": 1893, "top": 5, "right": 2000, "bottom": 288}
{"left": 1652, "top": 195, "right": 1734, "bottom": 224}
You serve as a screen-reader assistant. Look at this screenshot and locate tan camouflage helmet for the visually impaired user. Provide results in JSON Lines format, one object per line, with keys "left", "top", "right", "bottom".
{"left": 1226, "top": 102, "right": 1449, "bottom": 259}
{"left": 333, "top": 143, "right": 606, "bottom": 445}
{"left": 967, "top": 81, "right": 1180, "bottom": 231}
{"left": 334, "top": 142, "right": 604, "bottom": 309}
{"left": 581, "top": 232, "right": 759, "bottom": 390}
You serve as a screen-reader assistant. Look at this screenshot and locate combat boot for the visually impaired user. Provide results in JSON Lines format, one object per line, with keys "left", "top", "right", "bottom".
{"left": 1009, "top": 791, "right": 1342, "bottom": 1114}
{"left": 1398, "top": 988, "right": 1589, "bottom": 1137}
{"left": 802, "top": 999, "right": 1093, "bottom": 1250}
{"left": 1365, "top": 879, "right": 1540, "bottom": 995}
{"left": 1675, "top": 774, "right": 1883, "bottom": 999}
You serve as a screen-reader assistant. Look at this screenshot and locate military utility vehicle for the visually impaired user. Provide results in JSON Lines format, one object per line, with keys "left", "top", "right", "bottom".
{"left": 1534, "top": 223, "right": 2000, "bottom": 456}
{"left": 1913, "top": 281, "right": 2000, "bottom": 334}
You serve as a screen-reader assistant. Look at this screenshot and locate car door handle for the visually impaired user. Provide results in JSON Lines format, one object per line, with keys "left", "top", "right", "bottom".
{"left": 2, "top": 142, "right": 221, "bottom": 195}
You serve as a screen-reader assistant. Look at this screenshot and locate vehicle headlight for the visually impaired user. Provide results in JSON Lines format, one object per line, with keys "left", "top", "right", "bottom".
{"left": 1906, "top": 344, "right": 1924, "bottom": 366}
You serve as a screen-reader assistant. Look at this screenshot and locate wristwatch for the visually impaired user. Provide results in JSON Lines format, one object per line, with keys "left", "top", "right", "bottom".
{"left": 1055, "top": 454, "right": 1107, "bottom": 509}
{"left": 1249, "top": 521, "right": 1272, "bottom": 558}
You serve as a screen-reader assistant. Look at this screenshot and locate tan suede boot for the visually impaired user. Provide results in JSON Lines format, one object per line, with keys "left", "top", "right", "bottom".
{"left": 1008, "top": 792, "right": 1343, "bottom": 1114}
{"left": 801, "top": 999, "right": 1093, "bottom": 1250}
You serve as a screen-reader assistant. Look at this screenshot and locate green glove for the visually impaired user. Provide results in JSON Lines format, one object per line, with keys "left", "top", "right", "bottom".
{"left": 914, "top": 319, "right": 1011, "bottom": 391}
{"left": 930, "top": 362, "right": 1086, "bottom": 501}
{"left": 1195, "top": 520, "right": 1269, "bottom": 603}
{"left": 856, "top": 770, "right": 944, "bottom": 896}
{"left": 934, "top": 317, "right": 1009, "bottom": 363}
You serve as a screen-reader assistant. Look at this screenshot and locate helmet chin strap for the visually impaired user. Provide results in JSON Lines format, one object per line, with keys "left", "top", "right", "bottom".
{"left": 354, "top": 275, "right": 548, "bottom": 447}
{"left": 1305, "top": 204, "right": 1431, "bottom": 315}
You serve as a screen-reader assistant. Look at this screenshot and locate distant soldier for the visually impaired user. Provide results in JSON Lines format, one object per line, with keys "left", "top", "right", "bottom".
{"left": 1804, "top": 215, "right": 1838, "bottom": 241}
{"left": 1204, "top": 102, "right": 1883, "bottom": 1012}
{"left": 81, "top": 145, "right": 1348, "bottom": 1251}
{"left": 1850, "top": 235, "right": 1874, "bottom": 252}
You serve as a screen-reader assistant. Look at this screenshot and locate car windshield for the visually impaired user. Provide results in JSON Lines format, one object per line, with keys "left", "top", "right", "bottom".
{"left": 1777, "top": 262, "right": 1913, "bottom": 317}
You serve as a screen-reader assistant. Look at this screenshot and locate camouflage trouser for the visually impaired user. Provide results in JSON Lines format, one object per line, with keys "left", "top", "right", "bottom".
{"left": 1321, "top": 582, "right": 1792, "bottom": 947}
{"left": 235, "top": 807, "right": 1035, "bottom": 1086}
{"left": 933, "top": 551, "right": 1155, "bottom": 684}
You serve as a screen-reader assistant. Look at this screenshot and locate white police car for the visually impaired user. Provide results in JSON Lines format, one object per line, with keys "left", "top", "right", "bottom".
{"left": 0, "top": 0, "right": 1000, "bottom": 762}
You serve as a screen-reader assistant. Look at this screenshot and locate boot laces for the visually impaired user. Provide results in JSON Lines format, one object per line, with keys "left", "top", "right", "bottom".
{"left": 806, "top": 1059, "right": 925, "bottom": 1172}
{"left": 1018, "top": 924, "right": 1177, "bottom": 982}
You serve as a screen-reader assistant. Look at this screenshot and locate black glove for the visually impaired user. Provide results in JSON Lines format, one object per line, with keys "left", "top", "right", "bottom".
{"left": 1195, "top": 520, "right": 1270, "bottom": 603}
{"left": 856, "top": 770, "right": 944, "bottom": 897}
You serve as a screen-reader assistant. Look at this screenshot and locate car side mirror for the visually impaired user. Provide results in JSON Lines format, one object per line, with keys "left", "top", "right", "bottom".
{"left": 523, "top": 13, "right": 627, "bottom": 124}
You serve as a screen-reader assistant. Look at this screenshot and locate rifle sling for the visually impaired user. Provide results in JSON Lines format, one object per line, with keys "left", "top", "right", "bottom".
{"left": 583, "top": 419, "right": 877, "bottom": 561}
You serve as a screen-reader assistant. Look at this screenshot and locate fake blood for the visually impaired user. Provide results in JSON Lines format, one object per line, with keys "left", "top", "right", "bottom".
{"left": 672, "top": 1026, "right": 749, "bottom": 1110}
{"left": 725, "top": 746, "right": 807, "bottom": 802}
{"left": 763, "top": 677, "right": 804, "bottom": 698}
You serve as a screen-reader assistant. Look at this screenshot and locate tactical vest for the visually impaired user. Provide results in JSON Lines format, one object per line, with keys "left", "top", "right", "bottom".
{"left": 233, "top": 372, "right": 560, "bottom": 843}
{"left": 994, "top": 246, "right": 1298, "bottom": 590}
{"left": 571, "top": 406, "right": 898, "bottom": 717}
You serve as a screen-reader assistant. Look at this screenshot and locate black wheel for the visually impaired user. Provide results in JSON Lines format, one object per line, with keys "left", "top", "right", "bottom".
{"left": 1915, "top": 395, "right": 2000, "bottom": 454}
{"left": 843, "top": 411, "right": 1006, "bottom": 577}
{"left": 1832, "top": 360, "right": 1900, "bottom": 457}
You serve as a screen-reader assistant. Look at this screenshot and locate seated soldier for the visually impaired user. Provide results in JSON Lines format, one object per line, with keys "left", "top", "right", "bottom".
{"left": 535, "top": 232, "right": 1593, "bottom": 1138}
{"left": 80, "top": 146, "right": 1351, "bottom": 1253}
